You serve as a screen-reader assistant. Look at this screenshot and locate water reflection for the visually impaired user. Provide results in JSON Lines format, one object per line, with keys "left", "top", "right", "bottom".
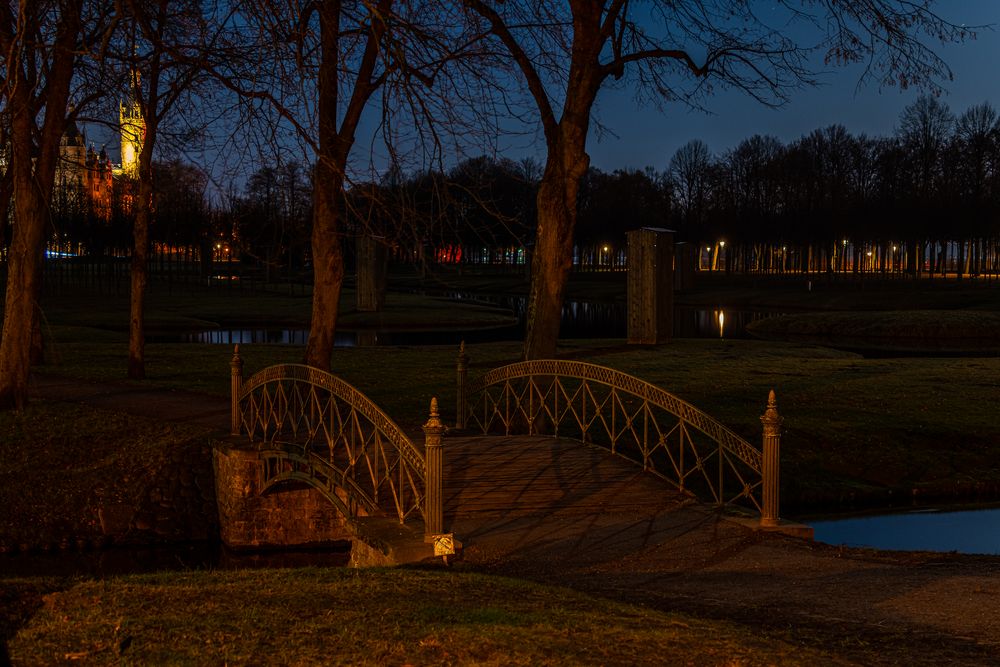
{"left": 810, "top": 506, "right": 1000, "bottom": 555}
{"left": 180, "top": 303, "right": 780, "bottom": 346}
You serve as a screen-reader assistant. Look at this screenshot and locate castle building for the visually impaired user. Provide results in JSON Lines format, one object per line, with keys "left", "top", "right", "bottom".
{"left": 118, "top": 71, "right": 144, "bottom": 180}
{"left": 54, "top": 75, "right": 145, "bottom": 220}
{"left": 53, "top": 117, "right": 115, "bottom": 220}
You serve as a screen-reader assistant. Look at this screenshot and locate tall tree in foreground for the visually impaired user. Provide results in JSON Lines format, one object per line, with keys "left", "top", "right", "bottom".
{"left": 119, "top": 0, "right": 214, "bottom": 380}
{"left": 0, "top": 0, "right": 85, "bottom": 409}
{"left": 222, "top": 0, "right": 480, "bottom": 371}
{"left": 463, "top": 0, "right": 971, "bottom": 359}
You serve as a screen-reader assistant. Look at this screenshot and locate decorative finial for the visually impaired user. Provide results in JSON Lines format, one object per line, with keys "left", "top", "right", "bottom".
{"left": 761, "top": 389, "right": 782, "bottom": 431}
{"left": 424, "top": 397, "right": 443, "bottom": 430}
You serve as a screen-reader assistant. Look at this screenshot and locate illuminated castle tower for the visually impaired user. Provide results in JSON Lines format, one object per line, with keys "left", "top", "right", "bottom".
{"left": 119, "top": 71, "right": 144, "bottom": 179}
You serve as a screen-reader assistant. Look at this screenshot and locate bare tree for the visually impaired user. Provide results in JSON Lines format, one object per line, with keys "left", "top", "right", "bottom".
{"left": 214, "top": 0, "right": 485, "bottom": 371}
{"left": 0, "top": 0, "right": 88, "bottom": 409}
{"left": 114, "top": 0, "right": 217, "bottom": 380}
{"left": 895, "top": 94, "right": 954, "bottom": 274}
{"left": 463, "top": 0, "right": 972, "bottom": 359}
{"left": 669, "top": 139, "right": 712, "bottom": 237}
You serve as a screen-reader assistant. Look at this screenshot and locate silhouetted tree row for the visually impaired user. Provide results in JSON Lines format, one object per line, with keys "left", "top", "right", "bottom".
{"left": 670, "top": 97, "right": 1000, "bottom": 278}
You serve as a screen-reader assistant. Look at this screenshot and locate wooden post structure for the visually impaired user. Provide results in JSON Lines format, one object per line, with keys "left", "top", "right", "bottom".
{"left": 230, "top": 345, "right": 244, "bottom": 436}
{"left": 356, "top": 235, "right": 387, "bottom": 312}
{"left": 423, "top": 397, "right": 444, "bottom": 539}
{"left": 456, "top": 341, "right": 468, "bottom": 429}
{"left": 760, "top": 389, "right": 782, "bottom": 527}
{"left": 627, "top": 227, "right": 674, "bottom": 344}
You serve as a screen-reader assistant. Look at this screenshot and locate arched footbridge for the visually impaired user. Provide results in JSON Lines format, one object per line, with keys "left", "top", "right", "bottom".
{"left": 216, "top": 345, "right": 790, "bottom": 565}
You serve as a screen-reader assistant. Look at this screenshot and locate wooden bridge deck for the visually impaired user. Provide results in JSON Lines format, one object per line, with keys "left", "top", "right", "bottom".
{"left": 409, "top": 433, "right": 737, "bottom": 574}
{"left": 352, "top": 432, "right": 702, "bottom": 567}
{"left": 442, "top": 434, "right": 686, "bottom": 521}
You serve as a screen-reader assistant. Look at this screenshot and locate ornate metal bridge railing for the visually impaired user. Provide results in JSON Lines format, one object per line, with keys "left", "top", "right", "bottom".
{"left": 457, "top": 349, "right": 782, "bottom": 525}
{"left": 229, "top": 347, "right": 443, "bottom": 535}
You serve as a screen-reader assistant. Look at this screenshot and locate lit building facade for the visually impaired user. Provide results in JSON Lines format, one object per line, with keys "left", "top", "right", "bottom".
{"left": 53, "top": 76, "right": 145, "bottom": 220}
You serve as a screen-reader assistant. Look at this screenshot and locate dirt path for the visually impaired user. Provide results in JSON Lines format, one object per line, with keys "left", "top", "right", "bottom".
{"left": 453, "top": 491, "right": 1000, "bottom": 665}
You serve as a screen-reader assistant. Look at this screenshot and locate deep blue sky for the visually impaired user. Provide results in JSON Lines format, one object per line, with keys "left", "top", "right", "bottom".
{"left": 583, "top": 1, "right": 1000, "bottom": 172}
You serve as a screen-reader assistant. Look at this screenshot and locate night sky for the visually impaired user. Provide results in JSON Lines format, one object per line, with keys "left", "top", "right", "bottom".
{"left": 101, "top": 1, "right": 1000, "bottom": 186}
{"left": 585, "top": 0, "right": 1000, "bottom": 172}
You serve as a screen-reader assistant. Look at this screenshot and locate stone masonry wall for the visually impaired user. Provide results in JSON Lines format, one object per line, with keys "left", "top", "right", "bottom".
{"left": 213, "top": 443, "right": 354, "bottom": 549}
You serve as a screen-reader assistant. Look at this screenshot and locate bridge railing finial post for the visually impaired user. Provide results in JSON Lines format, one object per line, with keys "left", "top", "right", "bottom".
{"left": 760, "top": 389, "right": 782, "bottom": 527}
{"left": 423, "top": 397, "right": 445, "bottom": 538}
{"left": 230, "top": 345, "right": 244, "bottom": 436}
{"left": 456, "top": 341, "right": 469, "bottom": 429}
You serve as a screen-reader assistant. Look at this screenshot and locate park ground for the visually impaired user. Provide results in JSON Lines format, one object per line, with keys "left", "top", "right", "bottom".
{"left": 2, "top": 270, "right": 1000, "bottom": 664}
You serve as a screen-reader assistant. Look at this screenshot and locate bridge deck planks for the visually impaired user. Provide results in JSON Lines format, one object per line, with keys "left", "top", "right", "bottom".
{"left": 441, "top": 435, "right": 684, "bottom": 520}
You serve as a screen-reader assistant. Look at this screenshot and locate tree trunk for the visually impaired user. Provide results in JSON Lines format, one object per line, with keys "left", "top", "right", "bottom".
{"left": 0, "top": 182, "right": 46, "bottom": 409}
{"left": 128, "top": 187, "right": 152, "bottom": 379}
{"left": 304, "top": 170, "right": 345, "bottom": 370}
{"left": 0, "top": 2, "right": 79, "bottom": 408}
{"left": 303, "top": 0, "right": 346, "bottom": 371}
{"left": 522, "top": 138, "right": 589, "bottom": 360}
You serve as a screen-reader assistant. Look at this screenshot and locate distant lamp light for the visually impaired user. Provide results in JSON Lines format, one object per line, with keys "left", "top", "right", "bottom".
{"left": 842, "top": 239, "right": 848, "bottom": 246}
{"left": 602, "top": 245, "right": 610, "bottom": 253}
{"left": 719, "top": 240, "right": 726, "bottom": 248}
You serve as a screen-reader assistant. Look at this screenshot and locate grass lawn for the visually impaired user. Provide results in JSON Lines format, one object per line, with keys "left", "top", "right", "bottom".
{"left": 5, "top": 568, "right": 842, "bottom": 665}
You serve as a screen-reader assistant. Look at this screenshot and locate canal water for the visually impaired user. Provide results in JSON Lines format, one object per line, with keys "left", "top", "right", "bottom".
{"left": 810, "top": 506, "right": 1000, "bottom": 555}
{"left": 179, "top": 303, "right": 778, "bottom": 346}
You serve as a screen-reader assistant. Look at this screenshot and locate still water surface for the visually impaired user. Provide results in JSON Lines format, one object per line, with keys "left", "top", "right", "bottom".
{"left": 810, "top": 506, "right": 1000, "bottom": 555}
{"left": 181, "top": 304, "right": 776, "bottom": 346}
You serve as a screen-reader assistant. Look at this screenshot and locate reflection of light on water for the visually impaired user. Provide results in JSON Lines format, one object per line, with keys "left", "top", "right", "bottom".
{"left": 714, "top": 309, "right": 725, "bottom": 338}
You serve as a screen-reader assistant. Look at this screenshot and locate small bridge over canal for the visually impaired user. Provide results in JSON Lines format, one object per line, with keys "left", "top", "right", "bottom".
{"left": 214, "top": 345, "right": 798, "bottom": 566}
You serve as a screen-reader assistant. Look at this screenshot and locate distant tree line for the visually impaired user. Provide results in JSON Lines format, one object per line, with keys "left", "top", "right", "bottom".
{"left": 349, "top": 95, "right": 1000, "bottom": 281}
{"left": 36, "top": 93, "right": 1000, "bottom": 285}
{"left": 672, "top": 96, "right": 1000, "bottom": 279}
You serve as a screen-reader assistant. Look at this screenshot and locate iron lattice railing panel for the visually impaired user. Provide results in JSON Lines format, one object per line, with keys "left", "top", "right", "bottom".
{"left": 467, "top": 360, "right": 763, "bottom": 511}
{"left": 237, "top": 364, "right": 425, "bottom": 523}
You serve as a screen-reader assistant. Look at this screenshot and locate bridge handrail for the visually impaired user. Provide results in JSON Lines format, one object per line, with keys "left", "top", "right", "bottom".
{"left": 237, "top": 363, "right": 424, "bottom": 472}
{"left": 459, "top": 352, "right": 782, "bottom": 525}
{"left": 466, "top": 359, "right": 762, "bottom": 472}
{"left": 229, "top": 348, "right": 436, "bottom": 530}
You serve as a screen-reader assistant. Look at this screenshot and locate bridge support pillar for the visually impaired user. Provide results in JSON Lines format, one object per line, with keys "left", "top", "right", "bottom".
{"left": 456, "top": 342, "right": 468, "bottom": 429}
{"left": 760, "top": 390, "right": 782, "bottom": 527}
{"left": 423, "top": 398, "right": 445, "bottom": 539}
{"left": 230, "top": 345, "right": 244, "bottom": 436}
